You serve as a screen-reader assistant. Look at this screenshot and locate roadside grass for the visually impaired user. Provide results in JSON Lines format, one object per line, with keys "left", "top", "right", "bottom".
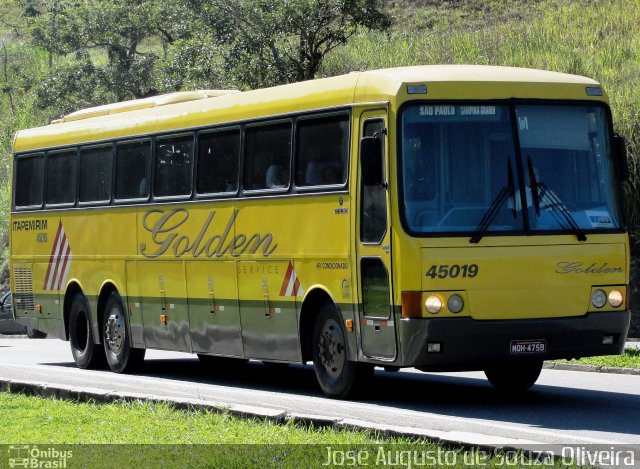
{"left": 555, "top": 347, "right": 640, "bottom": 369}
{"left": 0, "top": 391, "right": 579, "bottom": 468}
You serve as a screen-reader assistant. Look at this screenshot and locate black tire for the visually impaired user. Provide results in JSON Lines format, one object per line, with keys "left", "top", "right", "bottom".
{"left": 26, "top": 327, "right": 47, "bottom": 339}
{"left": 312, "top": 304, "right": 371, "bottom": 398}
{"left": 103, "top": 291, "right": 145, "bottom": 373}
{"left": 69, "top": 292, "right": 105, "bottom": 369}
{"left": 484, "top": 361, "right": 543, "bottom": 392}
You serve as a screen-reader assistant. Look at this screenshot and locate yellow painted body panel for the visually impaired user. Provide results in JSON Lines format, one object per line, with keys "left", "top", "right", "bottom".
{"left": 391, "top": 232, "right": 628, "bottom": 317}
{"left": 420, "top": 240, "right": 627, "bottom": 319}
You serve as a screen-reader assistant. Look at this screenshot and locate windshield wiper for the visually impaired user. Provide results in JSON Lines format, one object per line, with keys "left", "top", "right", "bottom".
{"left": 537, "top": 182, "right": 587, "bottom": 241}
{"left": 527, "top": 156, "right": 541, "bottom": 216}
{"left": 527, "top": 156, "right": 587, "bottom": 242}
{"left": 470, "top": 158, "right": 516, "bottom": 244}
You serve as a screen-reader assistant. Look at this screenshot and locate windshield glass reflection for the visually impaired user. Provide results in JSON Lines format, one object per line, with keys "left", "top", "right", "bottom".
{"left": 400, "top": 103, "right": 622, "bottom": 235}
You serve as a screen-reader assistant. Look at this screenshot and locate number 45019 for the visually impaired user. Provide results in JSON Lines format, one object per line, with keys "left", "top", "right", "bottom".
{"left": 425, "top": 264, "right": 478, "bottom": 279}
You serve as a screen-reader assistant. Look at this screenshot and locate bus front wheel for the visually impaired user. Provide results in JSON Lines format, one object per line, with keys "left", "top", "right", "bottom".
{"left": 484, "top": 361, "right": 543, "bottom": 392}
{"left": 312, "top": 304, "right": 371, "bottom": 398}
{"left": 103, "top": 291, "right": 145, "bottom": 373}
{"left": 69, "top": 292, "right": 105, "bottom": 369}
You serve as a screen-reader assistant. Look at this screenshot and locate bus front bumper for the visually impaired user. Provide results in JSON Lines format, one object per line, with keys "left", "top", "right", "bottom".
{"left": 399, "top": 311, "right": 630, "bottom": 371}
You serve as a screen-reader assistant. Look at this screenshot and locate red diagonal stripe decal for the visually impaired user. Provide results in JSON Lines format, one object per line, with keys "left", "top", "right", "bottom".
{"left": 279, "top": 262, "right": 294, "bottom": 296}
{"left": 43, "top": 222, "right": 73, "bottom": 291}
{"left": 43, "top": 222, "right": 63, "bottom": 290}
{"left": 55, "top": 239, "right": 72, "bottom": 290}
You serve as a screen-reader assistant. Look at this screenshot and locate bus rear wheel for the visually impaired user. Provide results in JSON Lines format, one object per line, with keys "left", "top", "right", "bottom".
{"left": 312, "top": 304, "right": 370, "bottom": 398}
{"left": 69, "top": 292, "right": 105, "bottom": 369}
{"left": 103, "top": 291, "right": 145, "bottom": 373}
{"left": 484, "top": 361, "right": 543, "bottom": 392}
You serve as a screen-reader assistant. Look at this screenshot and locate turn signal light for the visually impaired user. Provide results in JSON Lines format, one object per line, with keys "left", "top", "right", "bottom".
{"left": 160, "top": 314, "right": 168, "bottom": 324}
{"left": 401, "top": 291, "right": 423, "bottom": 318}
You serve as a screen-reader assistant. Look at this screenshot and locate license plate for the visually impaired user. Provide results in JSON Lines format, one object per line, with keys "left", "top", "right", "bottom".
{"left": 510, "top": 339, "right": 547, "bottom": 354}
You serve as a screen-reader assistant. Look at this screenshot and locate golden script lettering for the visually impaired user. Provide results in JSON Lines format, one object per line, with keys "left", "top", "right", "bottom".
{"left": 140, "top": 208, "right": 277, "bottom": 258}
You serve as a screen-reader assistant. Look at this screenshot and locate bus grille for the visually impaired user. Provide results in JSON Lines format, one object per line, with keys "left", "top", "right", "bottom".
{"left": 13, "top": 267, "right": 35, "bottom": 311}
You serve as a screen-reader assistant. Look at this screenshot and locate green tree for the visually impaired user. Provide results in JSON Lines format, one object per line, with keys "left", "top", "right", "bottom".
{"left": 22, "top": 0, "right": 194, "bottom": 115}
{"left": 195, "top": 0, "right": 392, "bottom": 88}
{"left": 155, "top": 38, "right": 229, "bottom": 93}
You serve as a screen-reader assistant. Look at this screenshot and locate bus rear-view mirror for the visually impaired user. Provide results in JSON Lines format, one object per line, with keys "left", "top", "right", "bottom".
{"left": 613, "top": 134, "right": 629, "bottom": 181}
{"left": 361, "top": 136, "right": 383, "bottom": 186}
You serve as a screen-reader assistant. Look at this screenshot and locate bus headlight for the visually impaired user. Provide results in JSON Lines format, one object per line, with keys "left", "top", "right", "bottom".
{"left": 447, "top": 294, "right": 464, "bottom": 313}
{"left": 425, "top": 295, "right": 443, "bottom": 314}
{"left": 608, "top": 289, "right": 624, "bottom": 308}
{"left": 591, "top": 289, "right": 607, "bottom": 308}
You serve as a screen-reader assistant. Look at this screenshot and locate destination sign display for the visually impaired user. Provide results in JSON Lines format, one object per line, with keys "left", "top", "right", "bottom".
{"left": 403, "top": 104, "right": 504, "bottom": 124}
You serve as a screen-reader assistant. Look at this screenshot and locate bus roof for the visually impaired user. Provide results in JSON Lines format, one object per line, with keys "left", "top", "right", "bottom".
{"left": 13, "top": 65, "right": 603, "bottom": 153}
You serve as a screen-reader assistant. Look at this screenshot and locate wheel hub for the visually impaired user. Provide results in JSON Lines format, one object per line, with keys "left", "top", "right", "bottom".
{"left": 105, "top": 311, "right": 124, "bottom": 353}
{"left": 318, "top": 319, "right": 345, "bottom": 379}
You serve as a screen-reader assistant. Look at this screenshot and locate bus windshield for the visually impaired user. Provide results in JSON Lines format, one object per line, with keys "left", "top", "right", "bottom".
{"left": 400, "top": 103, "right": 622, "bottom": 236}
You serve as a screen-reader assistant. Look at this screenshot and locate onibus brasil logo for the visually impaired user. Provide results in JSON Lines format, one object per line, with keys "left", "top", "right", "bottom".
{"left": 8, "top": 445, "right": 73, "bottom": 468}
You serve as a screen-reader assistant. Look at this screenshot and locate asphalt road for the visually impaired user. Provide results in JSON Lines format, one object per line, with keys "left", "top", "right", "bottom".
{"left": 1, "top": 337, "right": 640, "bottom": 455}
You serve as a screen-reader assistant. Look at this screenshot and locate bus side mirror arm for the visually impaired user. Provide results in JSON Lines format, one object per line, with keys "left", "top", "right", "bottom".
{"left": 361, "top": 136, "right": 384, "bottom": 186}
{"left": 613, "top": 133, "right": 629, "bottom": 182}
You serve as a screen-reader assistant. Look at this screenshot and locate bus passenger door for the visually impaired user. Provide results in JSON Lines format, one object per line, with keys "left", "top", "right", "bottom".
{"left": 356, "top": 110, "right": 397, "bottom": 360}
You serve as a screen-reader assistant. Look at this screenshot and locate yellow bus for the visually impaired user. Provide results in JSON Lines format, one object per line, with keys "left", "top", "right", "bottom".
{"left": 10, "top": 65, "right": 630, "bottom": 397}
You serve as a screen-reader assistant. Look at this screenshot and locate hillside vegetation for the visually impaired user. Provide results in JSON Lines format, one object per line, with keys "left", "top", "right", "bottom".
{"left": 1, "top": 0, "right": 639, "bottom": 329}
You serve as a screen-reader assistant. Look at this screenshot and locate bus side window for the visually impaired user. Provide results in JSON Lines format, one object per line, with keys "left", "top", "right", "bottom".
{"left": 14, "top": 154, "right": 45, "bottom": 209}
{"left": 196, "top": 128, "right": 240, "bottom": 195}
{"left": 46, "top": 150, "right": 77, "bottom": 206}
{"left": 79, "top": 145, "right": 113, "bottom": 204}
{"left": 154, "top": 134, "right": 194, "bottom": 198}
{"left": 296, "top": 113, "right": 349, "bottom": 187}
{"left": 115, "top": 140, "right": 152, "bottom": 201}
{"left": 244, "top": 121, "right": 291, "bottom": 191}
